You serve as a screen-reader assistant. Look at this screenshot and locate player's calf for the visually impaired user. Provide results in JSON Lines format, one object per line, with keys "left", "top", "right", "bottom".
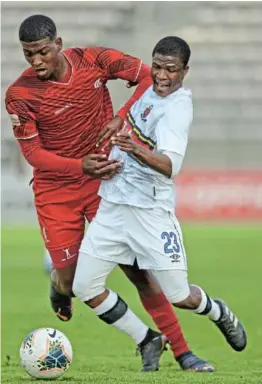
{"left": 50, "top": 267, "right": 76, "bottom": 322}
{"left": 74, "top": 284, "right": 167, "bottom": 371}
{"left": 152, "top": 271, "right": 247, "bottom": 352}
{"left": 173, "top": 285, "right": 247, "bottom": 352}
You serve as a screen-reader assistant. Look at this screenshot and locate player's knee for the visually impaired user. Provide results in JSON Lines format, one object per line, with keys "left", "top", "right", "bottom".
{"left": 72, "top": 274, "right": 105, "bottom": 302}
{"left": 174, "top": 285, "right": 203, "bottom": 309}
{"left": 164, "top": 285, "right": 191, "bottom": 306}
{"left": 172, "top": 291, "right": 198, "bottom": 309}
{"left": 151, "top": 269, "right": 190, "bottom": 305}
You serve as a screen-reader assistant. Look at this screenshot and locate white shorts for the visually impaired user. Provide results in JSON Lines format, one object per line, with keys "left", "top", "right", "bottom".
{"left": 73, "top": 253, "right": 190, "bottom": 303}
{"left": 80, "top": 199, "right": 187, "bottom": 271}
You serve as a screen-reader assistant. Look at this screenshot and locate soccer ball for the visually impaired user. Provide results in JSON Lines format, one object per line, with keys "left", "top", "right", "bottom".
{"left": 20, "top": 328, "right": 73, "bottom": 380}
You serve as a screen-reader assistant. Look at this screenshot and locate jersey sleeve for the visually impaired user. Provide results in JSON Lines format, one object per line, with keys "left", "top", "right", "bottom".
{"left": 92, "top": 47, "right": 143, "bottom": 83}
{"left": 5, "top": 91, "right": 38, "bottom": 140}
{"left": 156, "top": 97, "right": 193, "bottom": 156}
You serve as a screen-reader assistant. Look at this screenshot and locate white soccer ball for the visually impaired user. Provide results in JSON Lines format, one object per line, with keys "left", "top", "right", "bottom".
{"left": 20, "top": 328, "right": 73, "bottom": 380}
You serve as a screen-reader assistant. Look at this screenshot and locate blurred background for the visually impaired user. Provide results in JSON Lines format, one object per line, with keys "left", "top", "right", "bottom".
{"left": 1, "top": 1, "right": 262, "bottom": 223}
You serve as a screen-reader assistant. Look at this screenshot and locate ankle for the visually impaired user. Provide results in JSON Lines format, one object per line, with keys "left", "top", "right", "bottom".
{"left": 139, "top": 329, "right": 161, "bottom": 347}
{"left": 176, "top": 350, "right": 192, "bottom": 362}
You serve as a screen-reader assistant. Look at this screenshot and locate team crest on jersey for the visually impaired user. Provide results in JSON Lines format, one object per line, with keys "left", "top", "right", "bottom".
{"left": 141, "top": 105, "right": 153, "bottom": 122}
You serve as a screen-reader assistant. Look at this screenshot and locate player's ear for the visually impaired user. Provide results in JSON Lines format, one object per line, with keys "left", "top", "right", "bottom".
{"left": 183, "top": 65, "right": 189, "bottom": 78}
{"left": 55, "top": 37, "right": 62, "bottom": 52}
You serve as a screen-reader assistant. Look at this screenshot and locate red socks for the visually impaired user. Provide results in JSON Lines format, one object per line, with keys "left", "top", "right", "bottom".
{"left": 140, "top": 292, "right": 190, "bottom": 358}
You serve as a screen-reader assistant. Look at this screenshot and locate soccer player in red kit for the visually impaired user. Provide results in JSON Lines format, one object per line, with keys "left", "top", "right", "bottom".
{"left": 5, "top": 15, "right": 213, "bottom": 371}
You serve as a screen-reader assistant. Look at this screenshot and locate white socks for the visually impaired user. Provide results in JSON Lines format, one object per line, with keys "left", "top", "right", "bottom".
{"left": 113, "top": 309, "right": 149, "bottom": 344}
{"left": 93, "top": 290, "right": 149, "bottom": 344}
{"left": 193, "top": 286, "right": 221, "bottom": 321}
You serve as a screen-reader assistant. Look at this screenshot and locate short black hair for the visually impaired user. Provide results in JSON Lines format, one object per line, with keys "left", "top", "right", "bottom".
{"left": 152, "top": 36, "right": 191, "bottom": 67}
{"left": 19, "top": 14, "right": 57, "bottom": 42}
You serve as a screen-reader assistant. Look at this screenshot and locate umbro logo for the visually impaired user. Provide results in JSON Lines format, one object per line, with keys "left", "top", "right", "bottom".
{"left": 94, "top": 78, "right": 102, "bottom": 89}
{"left": 169, "top": 254, "right": 181, "bottom": 263}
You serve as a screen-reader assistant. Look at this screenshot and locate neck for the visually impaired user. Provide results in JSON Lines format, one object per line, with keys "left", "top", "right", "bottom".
{"left": 174, "top": 83, "right": 182, "bottom": 92}
{"left": 51, "top": 53, "right": 69, "bottom": 82}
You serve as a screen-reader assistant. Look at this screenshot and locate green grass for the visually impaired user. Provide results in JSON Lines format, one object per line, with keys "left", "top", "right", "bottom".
{"left": 1, "top": 225, "right": 262, "bottom": 384}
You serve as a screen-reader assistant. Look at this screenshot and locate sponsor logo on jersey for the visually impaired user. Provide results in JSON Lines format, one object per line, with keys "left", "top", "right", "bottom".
{"left": 141, "top": 105, "right": 153, "bottom": 122}
{"left": 94, "top": 78, "right": 102, "bottom": 89}
{"left": 54, "top": 103, "right": 73, "bottom": 116}
{"left": 9, "top": 114, "right": 21, "bottom": 126}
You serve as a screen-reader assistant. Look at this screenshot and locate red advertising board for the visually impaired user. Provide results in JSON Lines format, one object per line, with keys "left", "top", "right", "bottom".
{"left": 175, "top": 171, "right": 262, "bottom": 220}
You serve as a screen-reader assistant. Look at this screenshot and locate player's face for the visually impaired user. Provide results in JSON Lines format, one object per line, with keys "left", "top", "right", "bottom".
{"left": 151, "top": 54, "right": 189, "bottom": 97}
{"left": 21, "top": 37, "right": 62, "bottom": 80}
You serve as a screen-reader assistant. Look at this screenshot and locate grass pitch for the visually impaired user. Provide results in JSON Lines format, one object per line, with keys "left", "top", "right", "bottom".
{"left": 1, "top": 225, "right": 262, "bottom": 383}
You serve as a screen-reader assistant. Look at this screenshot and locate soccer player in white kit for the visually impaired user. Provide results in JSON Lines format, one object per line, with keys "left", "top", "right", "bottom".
{"left": 73, "top": 36, "right": 247, "bottom": 370}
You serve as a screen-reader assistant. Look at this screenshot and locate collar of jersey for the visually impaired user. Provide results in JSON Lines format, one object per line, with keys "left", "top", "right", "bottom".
{"left": 151, "top": 85, "right": 187, "bottom": 100}
{"left": 48, "top": 52, "right": 73, "bottom": 85}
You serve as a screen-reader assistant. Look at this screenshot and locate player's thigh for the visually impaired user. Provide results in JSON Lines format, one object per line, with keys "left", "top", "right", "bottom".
{"left": 127, "top": 207, "right": 187, "bottom": 271}
{"left": 73, "top": 253, "right": 117, "bottom": 301}
{"left": 35, "top": 190, "right": 85, "bottom": 269}
{"left": 81, "top": 199, "right": 135, "bottom": 265}
{"left": 120, "top": 262, "right": 162, "bottom": 296}
{"left": 82, "top": 178, "right": 102, "bottom": 222}
{"left": 151, "top": 269, "right": 190, "bottom": 303}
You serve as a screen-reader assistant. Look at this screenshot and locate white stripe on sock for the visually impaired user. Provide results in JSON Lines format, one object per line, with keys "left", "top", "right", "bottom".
{"left": 192, "top": 286, "right": 221, "bottom": 321}
{"left": 93, "top": 290, "right": 118, "bottom": 316}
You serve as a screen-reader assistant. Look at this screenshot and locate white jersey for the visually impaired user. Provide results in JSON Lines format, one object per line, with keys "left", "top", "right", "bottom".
{"left": 99, "top": 86, "right": 193, "bottom": 212}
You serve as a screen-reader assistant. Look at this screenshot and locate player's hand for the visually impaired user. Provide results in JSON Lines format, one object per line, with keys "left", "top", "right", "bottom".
{"left": 82, "top": 154, "right": 122, "bottom": 178}
{"left": 100, "top": 171, "right": 117, "bottom": 180}
{"left": 111, "top": 131, "right": 138, "bottom": 153}
{"left": 96, "top": 115, "right": 124, "bottom": 149}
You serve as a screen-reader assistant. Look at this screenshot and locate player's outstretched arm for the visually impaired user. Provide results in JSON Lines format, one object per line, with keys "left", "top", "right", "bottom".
{"left": 6, "top": 92, "right": 121, "bottom": 178}
{"left": 19, "top": 138, "right": 121, "bottom": 178}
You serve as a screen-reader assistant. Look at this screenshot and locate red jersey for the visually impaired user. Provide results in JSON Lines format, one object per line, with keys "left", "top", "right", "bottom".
{"left": 5, "top": 47, "right": 152, "bottom": 186}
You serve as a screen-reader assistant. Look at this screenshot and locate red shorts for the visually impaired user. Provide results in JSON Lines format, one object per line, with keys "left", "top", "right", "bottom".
{"left": 33, "top": 178, "right": 101, "bottom": 269}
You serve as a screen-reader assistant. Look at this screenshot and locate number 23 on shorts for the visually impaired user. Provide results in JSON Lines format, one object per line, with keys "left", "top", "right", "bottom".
{"left": 161, "top": 231, "right": 181, "bottom": 254}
